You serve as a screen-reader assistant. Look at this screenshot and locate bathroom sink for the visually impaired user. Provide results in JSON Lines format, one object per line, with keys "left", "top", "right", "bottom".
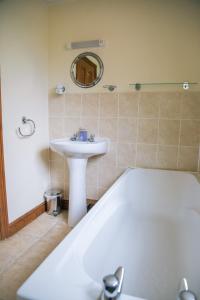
{"left": 50, "top": 137, "right": 109, "bottom": 227}
{"left": 50, "top": 138, "right": 108, "bottom": 158}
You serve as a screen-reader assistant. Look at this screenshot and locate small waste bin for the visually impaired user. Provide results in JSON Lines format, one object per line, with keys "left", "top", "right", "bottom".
{"left": 44, "top": 189, "right": 63, "bottom": 216}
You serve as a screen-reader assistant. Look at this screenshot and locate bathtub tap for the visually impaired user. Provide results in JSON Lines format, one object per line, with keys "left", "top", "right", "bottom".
{"left": 178, "top": 278, "right": 197, "bottom": 300}
{"left": 101, "top": 266, "right": 124, "bottom": 300}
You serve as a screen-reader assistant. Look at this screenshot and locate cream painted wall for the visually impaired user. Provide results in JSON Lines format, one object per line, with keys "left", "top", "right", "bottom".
{"left": 0, "top": 0, "right": 49, "bottom": 222}
{"left": 0, "top": 0, "right": 200, "bottom": 222}
{"left": 48, "top": 0, "right": 200, "bottom": 93}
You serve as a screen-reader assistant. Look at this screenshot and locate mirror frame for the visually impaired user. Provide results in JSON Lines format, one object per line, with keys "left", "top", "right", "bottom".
{"left": 70, "top": 52, "right": 104, "bottom": 88}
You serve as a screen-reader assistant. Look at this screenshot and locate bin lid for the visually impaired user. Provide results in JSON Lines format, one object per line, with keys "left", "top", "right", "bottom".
{"left": 44, "top": 189, "right": 62, "bottom": 197}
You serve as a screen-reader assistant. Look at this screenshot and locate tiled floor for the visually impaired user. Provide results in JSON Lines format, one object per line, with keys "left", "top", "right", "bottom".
{"left": 0, "top": 211, "right": 71, "bottom": 300}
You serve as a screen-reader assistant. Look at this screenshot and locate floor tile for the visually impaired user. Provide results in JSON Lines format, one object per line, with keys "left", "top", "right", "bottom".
{"left": 0, "top": 262, "right": 34, "bottom": 300}
{"left": 0, "top": 211, "right": 71, "bottom": 300}
{"left": 19, "top": 216, "right": 56, "bottom": 238}
{"left": 0, "top": 232, "right": 38, "bottom": 275}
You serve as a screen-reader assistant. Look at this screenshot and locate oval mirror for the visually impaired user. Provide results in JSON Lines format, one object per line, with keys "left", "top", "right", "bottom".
{"left": 70, "top": 52, "right": 104, "bottom": 88}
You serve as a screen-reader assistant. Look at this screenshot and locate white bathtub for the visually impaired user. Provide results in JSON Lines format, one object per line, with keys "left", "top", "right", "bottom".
{"left": 17, "top": 168, "right": 200, "bottom": 300}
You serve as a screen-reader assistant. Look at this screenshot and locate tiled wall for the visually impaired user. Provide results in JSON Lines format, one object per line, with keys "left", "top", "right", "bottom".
{"left": 49, "top": 92, "right": 200, "bottom": 200}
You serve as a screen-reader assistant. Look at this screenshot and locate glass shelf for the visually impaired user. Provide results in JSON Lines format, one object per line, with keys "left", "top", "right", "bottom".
{"left": 129, "top": 82, "right": 199, "bottom": 90}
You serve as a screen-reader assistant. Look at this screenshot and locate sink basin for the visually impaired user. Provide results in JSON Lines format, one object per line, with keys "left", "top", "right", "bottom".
{"left": 50, "top": 138, "right": 108, "bottom": 159}
{"left": 50, "top": 137, "right": 109, "bottom": 227}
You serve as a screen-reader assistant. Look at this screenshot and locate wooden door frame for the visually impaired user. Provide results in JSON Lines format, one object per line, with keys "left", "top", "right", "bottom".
{"left": 0, "top": 78, "right": 9, "bottom": 239}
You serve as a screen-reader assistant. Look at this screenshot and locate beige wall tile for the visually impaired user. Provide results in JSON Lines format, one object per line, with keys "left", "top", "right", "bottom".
{"left": 99, "top": 118, "right": 117, "bottom": 141}
{"left": 98, "top": 186, "right": 109, "bottom": 198}
{"left": 98, "top": 167, "right": 125, "bottom": 197}
{"left": 100, "top": 93, "right": 118, "bottom": 117}
{"left": 117, "top": 143, "right": 136, "bottom": 168}
{"left": 48, "top": 92, "right": 200, "bottom": 193}
{"left": 99, "top": 164, "right": 118, "bottom": 189}
{"left": 181, "top": 92, "right": 200, "bottom": 119}
{"left": 158, "top": 120, "right": 180, "bottom": 145}
{"left": 136, "top": 144, "right": 157, "bottom": 168}
{"left": 138, "top": 119, "right": 158, "bottom": 144}
{"left": 50, "top": 177, "right": 64, "bottom": 191}
{"left": 178, "top": 146, "right": 199, "bottom": 171}
{"left": 115, "top": 167, "right": 127, "bottom": 178}
{"left": 180, "top": 120, "right": 200, "bottom": 146}
{"left": 49, "top": 95, "right": 65, "bottom": 117}
{"left": 100, "top": 142, "right": 117, "bottom": 167}
{"left": 118, "top": 118, "right": 137, "bottom": 142}
{"left": 98, "top": 186, "right": 108, "bottom": 199}
{"left": 157, "top": 145, "right": 178, "bottom": 170}
{"left": 64, "top": 173, "right": 69, "bottom": 199}
{"left": 50, "top": 160, "right": 65, "bottom": 190}
{"left": 119, "top": 93, "right": 139, "bottom": 117}
{"left": 64, "top": 117, "right": 80, "bottom": 136}
{"left": 65, "top": 94, "right": 82, "bottom": 116}
{"left": 64, "top": 187, "right": 69, "bottom": 200}
{"left": 159, "top": 92, "right": 181, "bottom": 119}
{"left": 86, "top": 158, "right": 98, "bottom": 187}
{"left": 49, "top": 117, "right": 64, "bottom": 139}
{"left": 49, "top": 148, "right": 63, "bottom": 161}
{"left": 139, "top": 92, "right": 160, "bottom": 117}
{"left": 80, "top": 117, "right": 98, "bottom": 136}
{"left": 82, "top": 93, "right": 99, "bottom": 117}
{"left": 64, "top": 161, "right": 69, "bottom": 187}
{"left": 86, "top": 184, "right": 99, "bottom": 200}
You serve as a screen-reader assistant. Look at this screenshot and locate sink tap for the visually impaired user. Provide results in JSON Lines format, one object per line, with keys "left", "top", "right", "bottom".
{"left": 101, "top": 267, "right": 124, "bottom": 300}
{"left": 88, "top": 134, "right": 95, "bottom": 142}
{"left": 178, "top": 278, "right": 197, "bottom": 300}
{"left": 70, "top": 133, "right": 78, "bottom": 141}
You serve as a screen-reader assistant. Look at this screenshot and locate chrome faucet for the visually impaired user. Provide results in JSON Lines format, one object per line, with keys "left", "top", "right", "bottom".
{"left": 70, "top": 132, "right": 78, "bottom": 141}
{"left": 178, "top": 278, "right": 197, "bottom": 300}
{"left": 101, "top": 267, "right": 124, "bottom": 300}
{"left": 88, "top": 134, "right": 95, "bottom": 142}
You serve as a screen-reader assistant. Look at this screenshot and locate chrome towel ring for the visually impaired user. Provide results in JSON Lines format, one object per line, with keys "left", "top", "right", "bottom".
{"left": 17, "top": 116, "right": 36, "bottom": 138}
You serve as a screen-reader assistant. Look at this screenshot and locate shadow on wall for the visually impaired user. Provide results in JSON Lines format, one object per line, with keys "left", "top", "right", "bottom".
{"left": 39, "top": 149, "right": 50, "bottom": 169}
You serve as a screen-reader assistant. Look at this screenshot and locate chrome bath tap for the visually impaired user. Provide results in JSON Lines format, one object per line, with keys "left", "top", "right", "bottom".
{"left": 178, "top": 278, "right": 197, "bottom": 300}
{"left": 101, "top": 267, "right": 124, "bottom": 300}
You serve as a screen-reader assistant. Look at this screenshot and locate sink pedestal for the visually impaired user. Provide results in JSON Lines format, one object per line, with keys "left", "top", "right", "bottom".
{"left": 50, "top": 137, "right": 109, "bottom": 227}
{"left": 67, "top": 158, "right": 88, "bottom": 227}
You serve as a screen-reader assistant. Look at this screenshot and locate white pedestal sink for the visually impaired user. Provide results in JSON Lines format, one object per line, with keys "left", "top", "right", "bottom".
{"left": 50, "top": 138, "right": 108, "bottom": 227}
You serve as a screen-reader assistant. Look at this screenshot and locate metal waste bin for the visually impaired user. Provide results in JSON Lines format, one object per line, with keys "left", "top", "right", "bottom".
{"left": 44, "top": 189, "right": 63, "bottom": 216}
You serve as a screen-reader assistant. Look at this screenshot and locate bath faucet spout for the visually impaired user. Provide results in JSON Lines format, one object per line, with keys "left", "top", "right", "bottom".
{"left": 101, "top": 266, "right": 124, "bottom": 300}
{"left": 178, "top": 278, "right": 197, "bottom": 300}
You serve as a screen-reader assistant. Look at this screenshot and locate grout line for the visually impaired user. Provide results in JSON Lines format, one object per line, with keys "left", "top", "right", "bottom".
{"left": 135, "top": 93, "right": 140, "bottom": 167}
{"left": 155, "top": 98, "right": 161, "bottom": 167}
{"left": 50, "top": 115, "right": 200, "bottom": 121}
{"left": 177, "top": 96, "right": 183, "bottom": 169}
